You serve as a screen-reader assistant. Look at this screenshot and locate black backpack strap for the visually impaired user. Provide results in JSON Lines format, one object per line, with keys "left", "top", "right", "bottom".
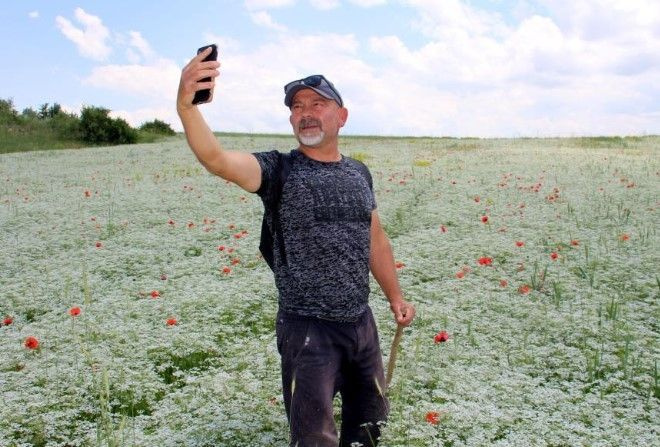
{"left": 259, "top": 150, "right": 294, "bottom": 271}
{"left": 273, "top": 151, "right": 293, "bottom": 266}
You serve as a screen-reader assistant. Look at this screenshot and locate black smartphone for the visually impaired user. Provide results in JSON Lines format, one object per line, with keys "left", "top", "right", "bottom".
{"left": 192, "top": 44, "right": 218, "bottom": 105}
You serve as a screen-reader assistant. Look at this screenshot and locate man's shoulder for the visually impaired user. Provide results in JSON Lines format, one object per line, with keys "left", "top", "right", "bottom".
{"left": 343, "top": 155, "right": 372, "bottom": 187}
{"left": 344, "top": 155, "right": 370, "bottom": 170}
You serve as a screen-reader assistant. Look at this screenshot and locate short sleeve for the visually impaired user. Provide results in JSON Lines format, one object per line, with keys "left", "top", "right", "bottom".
{"left": 348, "top": 157, "right": 376, "bottom": 210}
{"left": 252, "top": 150, "right": 281, "bottom": 202}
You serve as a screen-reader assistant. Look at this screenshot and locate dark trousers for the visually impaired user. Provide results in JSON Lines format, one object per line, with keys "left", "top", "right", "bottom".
{"left": 276, "top": 307, "right": 389, "bottom": 447}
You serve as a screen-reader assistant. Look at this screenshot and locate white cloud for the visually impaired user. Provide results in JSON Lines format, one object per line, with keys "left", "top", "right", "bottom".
{"left": 83, "top": 58, "right": 181, "bottom": 102}
{"left": 349, "top": 0, "right": 387, "bottom": 7}
{"left": 128, "top": 31, "right": 154, "bottom": 60}
{"left": 28, "top": 11, "right": 39, "bottom": 19}
{"left": 55, "top": 8, "right": 112, "bottom": 61}
{"left": 539, "top": 0, "right": 660, "bottom": 40}
{"left": 203, "top": 35, "right": 242, "bottom": 54}
{"left": 249, "top": 10, "right": 288, "bottom": 31}
{"left": 191, "top": 32, "right": 364, "bottom": 133}
{"left": 352, "top": 0, "right": 660, "bottom": 136}
{"left": 60, "top": 0, "right": 660, "bottom": 137}
{"left": 244, "top": 0, "right": 295, "bottom": 10}
{"left": 55, "top": 10, "right": 180, "bottom": 117}
{"left": 109, "top": 106, "right": 179, "bottom": 129}
{"left": 310, "top": 0, "right": 341, "bottom": 10}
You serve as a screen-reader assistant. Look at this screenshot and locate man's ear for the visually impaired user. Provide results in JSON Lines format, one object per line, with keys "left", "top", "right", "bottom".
{"left": 339, "top": 107, "right": 348, "bottom": 128}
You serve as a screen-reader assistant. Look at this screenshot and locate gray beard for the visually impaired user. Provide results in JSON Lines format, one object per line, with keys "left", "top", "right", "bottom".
{"left": 298, "top": 131, "right": 325, "bottom": 147}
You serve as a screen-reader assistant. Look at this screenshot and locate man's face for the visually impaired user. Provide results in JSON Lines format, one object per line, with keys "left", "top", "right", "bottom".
{"left": 289, "top": 89, "right": 347, "bottom": 148}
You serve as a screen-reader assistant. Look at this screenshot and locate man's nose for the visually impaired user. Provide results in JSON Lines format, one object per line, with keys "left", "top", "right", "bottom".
{"left": 300, "top": 104, "right": 314, "bottom": 116}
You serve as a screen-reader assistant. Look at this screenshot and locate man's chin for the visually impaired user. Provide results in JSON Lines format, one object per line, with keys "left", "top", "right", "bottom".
{"left": 297, "top": 132, "right": 325, "bottom": 147}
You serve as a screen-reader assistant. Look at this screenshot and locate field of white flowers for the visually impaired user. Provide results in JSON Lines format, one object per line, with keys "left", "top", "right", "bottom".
{"left": 1, "top": 135, "right": 658, "bottom": 447}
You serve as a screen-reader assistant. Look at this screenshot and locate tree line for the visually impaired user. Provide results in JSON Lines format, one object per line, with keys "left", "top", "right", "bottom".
{"left": 0, "top": 98, "right": 176, "bottom": 152}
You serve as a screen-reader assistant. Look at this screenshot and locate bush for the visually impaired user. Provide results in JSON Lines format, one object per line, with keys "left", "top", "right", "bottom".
{"left": 80, "top": 106, "right": 137, "bottom": 145}
{"left": 139, "top": 119, "right": 175, "bottom": 136}
{"left": 0, "top": 99, "right": 20, "bottom": 125}
{"left": 51, "top": 112, "right": 82, "bottom": 140}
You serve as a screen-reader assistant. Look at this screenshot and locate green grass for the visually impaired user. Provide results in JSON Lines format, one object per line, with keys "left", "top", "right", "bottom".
{"left": 0, "top": 126, "right": 176, "bottom": 154}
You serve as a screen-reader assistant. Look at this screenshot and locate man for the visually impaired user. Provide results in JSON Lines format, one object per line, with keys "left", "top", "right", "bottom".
{"left": 177, "top": 47, "right": 415, "bottom": 446}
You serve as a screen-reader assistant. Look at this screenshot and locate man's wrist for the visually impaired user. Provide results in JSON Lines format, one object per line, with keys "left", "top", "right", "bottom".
{"left": 388, "top": 296, "right": 405, "bottom": 307}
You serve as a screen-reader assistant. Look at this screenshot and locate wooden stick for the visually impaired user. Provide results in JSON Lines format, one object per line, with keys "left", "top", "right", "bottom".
{"left": 385, "top": 324, "right": 404, "bottom": 390}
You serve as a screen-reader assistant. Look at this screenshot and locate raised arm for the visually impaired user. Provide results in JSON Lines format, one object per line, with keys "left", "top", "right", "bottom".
{"left": 176, "top": 47, "right": 261, "bottom": 193}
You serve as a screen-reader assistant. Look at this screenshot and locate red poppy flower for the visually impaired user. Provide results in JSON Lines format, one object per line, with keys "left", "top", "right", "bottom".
{"left": 166, "top": 317, "right": 177, "bottom": 326}
{"left": 160, "top": 274, "right": 168, "bottom": 280}
{"left": 231, "top": 258, "right": 240, "bottom": 265}
{"left": 3, "top": 316, "right": 13, "bottom": 326}
{"left": 550, "top": 252, "right": 559, "bottom": 260}
{"left": 474, "top": 196, "right": 480, "bottom": 203}
{"left": 619, "top": 233, "right": 630, "bottom": 241}
{"left": 455, "top": 271, "right": 465, "bottom": 279}
{"left": 395, "top": 262, "right": 405, "bottom": 269}
{"left": 477, "top": 257, "right": 493, "bottom": 266}
{"left": 234, "top": 233, "right": 243, "bottom": 239}
{"left": 570, "top": 239, "right": 579, "bottom": 246}
{"left": 95, "top": 241, "right": 103, "bottom": 248}
{"left": 168, "top": 219, "right": 175, "bottom": 226}
{"left": 515, "top": 241, "right": 524, "bottom": 247}
{"left": 222, "top": 266, "right": 231, "bottom": 274}
{"left": 481, "top": 216, "right": 489, "bottom": 223}
{"left": 518, "top": 284, "right": 531, "bottom": 294}
{"left": 69, "top": 307, "right": 81, "bottom": 317}
{"left": 24, "top": 336, "right": 39, "bottom": 350}
{"left": 187, "top": 222, "right": 195, "bottom": 228}
{"left": 500, "top": 279, "right": 508, "bottom": 288}
{"left": 218, "top": 245, "right": 226, "bottom": 251}
{"left": 440, "top": 225, "right": 447, "bottom": 233}
{"left": 84, "top": 190, "right": 91, "bottom": 197}
{"left": 150, "top": 290, "right": 160, "bottom": 298}
{"left": 426, "top": 411, "right": 441, "bottom": 425}
{"left": 434, "top": 330, "right": 450, "bottom": 343}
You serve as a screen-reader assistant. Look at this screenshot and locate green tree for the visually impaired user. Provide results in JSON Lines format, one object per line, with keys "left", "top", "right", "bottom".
{"left": 80, "top": 106, "right": 137, "bottom": 145}
{"left": 38, "top": 103, "right": 62, "bottom": 119}
{"left": 0, "top": 98, "right": 20, "bottom": 124}
{"left": 139, "top": 119, "right": 176, "bottom": 136}
{"left": 22, "top": 107, "right": 38, "bottom": 119}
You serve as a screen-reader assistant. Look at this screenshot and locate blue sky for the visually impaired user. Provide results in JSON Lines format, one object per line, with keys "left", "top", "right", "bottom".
{"left": 1, "top": 0, "right": 658, "bottom": 137}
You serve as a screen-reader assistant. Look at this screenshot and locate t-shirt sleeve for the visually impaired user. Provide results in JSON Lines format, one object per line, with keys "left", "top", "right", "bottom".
{"left": 252, "top": 150, "right": 281, "bottom": 202}
{"left": 351, "top": 158, "right": 377, "bottom": 211}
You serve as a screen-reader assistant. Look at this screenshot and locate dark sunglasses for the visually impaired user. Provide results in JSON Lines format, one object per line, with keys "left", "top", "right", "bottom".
{"left": 284, "top": 75, "right": 343, "bottom": 107}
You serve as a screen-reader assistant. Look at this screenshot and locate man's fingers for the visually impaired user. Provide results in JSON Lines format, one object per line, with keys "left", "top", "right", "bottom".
{"left": 396, "top": 303, "right": 415, "bottom": 326}
{"left": 196, "top": 46, "right": 214, "bottom": 61}
{"left": 195, "top": 68, "right": 220, "bottom": 83}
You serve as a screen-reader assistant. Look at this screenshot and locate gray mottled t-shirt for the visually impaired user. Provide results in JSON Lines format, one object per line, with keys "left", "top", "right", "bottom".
{"left": 253, "top": 149, "right": 376, "bottom": 321}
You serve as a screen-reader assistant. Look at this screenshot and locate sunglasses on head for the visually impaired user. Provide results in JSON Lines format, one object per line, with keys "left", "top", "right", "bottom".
{"left": 284, "top": 75, "right": 343, "bottom": 107}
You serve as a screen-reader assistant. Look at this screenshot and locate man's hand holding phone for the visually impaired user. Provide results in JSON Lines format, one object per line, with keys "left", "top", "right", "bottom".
{"left": 177, "top": 44, "right": 220, "bottom": 112}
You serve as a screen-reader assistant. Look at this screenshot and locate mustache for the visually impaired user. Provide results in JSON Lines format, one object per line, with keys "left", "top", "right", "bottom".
{"left": 299, "top": 118, "right": 322, "bottom": 130}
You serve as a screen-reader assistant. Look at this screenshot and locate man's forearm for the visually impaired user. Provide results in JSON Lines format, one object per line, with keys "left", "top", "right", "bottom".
{"left": 178, "top": 106, "right": 223, "bottom": 170}
{"left": 370, "top": 234, "right": 404, "bottom": 305}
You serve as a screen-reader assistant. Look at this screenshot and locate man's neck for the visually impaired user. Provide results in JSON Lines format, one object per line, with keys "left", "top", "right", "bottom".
{"left": 298, "top": 144, "right": 342, "bottom": 162}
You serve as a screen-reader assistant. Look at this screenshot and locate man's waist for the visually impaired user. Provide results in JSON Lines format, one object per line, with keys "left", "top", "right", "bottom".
{"left": 277, "top": 306, "right": 367, "bottom": 324}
